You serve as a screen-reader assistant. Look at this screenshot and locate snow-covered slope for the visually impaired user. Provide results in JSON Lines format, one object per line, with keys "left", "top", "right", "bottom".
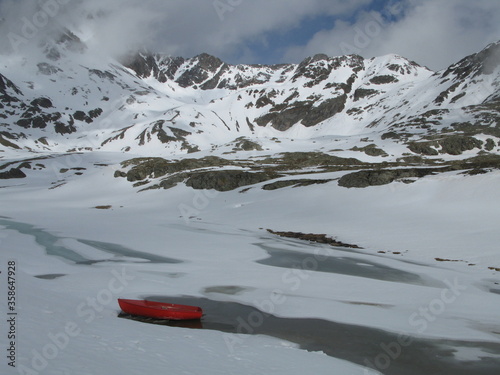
{"left": 1, "top": 151, "right": 500, "bottom": 375}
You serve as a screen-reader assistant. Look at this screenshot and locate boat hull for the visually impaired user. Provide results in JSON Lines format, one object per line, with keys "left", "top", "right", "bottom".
{"left": 118, "top": 299, "right": 203, "bottom": 320}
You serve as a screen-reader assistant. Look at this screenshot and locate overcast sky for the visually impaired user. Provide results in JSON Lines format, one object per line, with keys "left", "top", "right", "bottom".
{"left": 1, "top": 0, "right": 499, "bottom": 70}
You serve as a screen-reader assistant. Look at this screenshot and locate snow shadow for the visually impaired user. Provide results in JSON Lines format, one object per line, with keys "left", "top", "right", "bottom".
{"left": 254, "top": 242, "right": 430, "bottom": 286}
{"left": 0, "top": 218, "right": 182, "bottom": 264}
{"left": 77, "top": 239, "right": 182, "bottom": 264}
{"left": 123, "top": 295, "right": 500, "bottom": 375}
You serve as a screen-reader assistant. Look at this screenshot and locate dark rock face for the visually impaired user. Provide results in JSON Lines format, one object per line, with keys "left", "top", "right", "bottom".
{"left": 0, "top": 168, "right": 26, "bottom": 179}
{"left": 0, "top": 133, "right": 20, "bottom": 149}
{"left": 256, "top": 101, "right": 312, "bottom": 130}
{"left": 485, "top": 138, "right": 496, "bottom": 151}
{"left": 407, "top": 141, "right": 439, "bottom": 156}
{"left": 12, "top": 93, "right": 64, "bottom": 131}
{"left": 438, "top": 135, "right": 483, "bottom": 155}
{"left": 16, "top": 111, "right": 63, "bottom": 130}
{"left": 267, "top": 229, "right": 362, "bottom": 249}
{"left": 123, "top": 156, "right": 233, "bottom": 182}
{"left": 256, "top": 94, "right": 348, "bottom": 130}
{"left": 455, "top": 154, "right": 500, "bottom": 170}
{"left": 267, "top": 152, "right": 362, "bottom": 169}
{"left": 119, "top": 152, "right": 364, "bottom": 191}
{"left": 351, "top": 144, "right": 388, "bottom": 157}
{"left": 369, "top": 75, "right": 399, "bottom": 85}
{"left": 302, "top": 95, "right": 347, "bottom": 127}
{"left": 88, "top": 108, "right": 103, "bottom": 119}
{"left": 387, "top": 62, "right": 420, "bottom": 75}
{"left": 30, "top": 97, "right": 53, "bottom": 108}
{"left": 441, "top": 41, "right": 500, "bottom": 80}
{"left": 124, "top": 158, "right": 175, "bottom": 182}
{"left": 124, "top": 53, "right": 166, "bottom": 82}
{"left": 133, "top": 120, "right": 194, "bottom": 149}
{"left": 338, "top": 154, "right": 500, "bottom": 188}
{"left": 292, "top": 54, "right": 332, "bottom": 87}
{"left": 292, "top": 54, "right": 364, "bottom": 88}
{"left": 155, "top": 169, "right": 279, "bottom": 191}
{"left": 434, "top": 82, "right": 461, "bottom": 105}
{"left": 177, "top": 53, "right": 226, "bottom": 88}
{"left": 408, "top": 136, "right": 483, "bottom": 156}
{"left": 118, "top": 151, "right": 500, "bottom": 192}
{"left": 353, "top": 88, "right": 378, "bottom": 101}
{"left": 88, "top": 69, "right": 116, "bottom": 81}
{"left": 185, "top": 170, "right": 276, "bottom": 191}
{"left": 73, "top": 111, "right": 87, "bottom": 122}
{"left": 338, "top": 168, "right": 440, "bottom": 188}
{"left": 0, "top": 73, "right": 22, "bottom": 103}
{"left": 123, "top": 52, "right": 185, "bottom": 83}
{"left": 232, "top": 137, "right": 263, "bottom": 151}
{"left": 54, "top": 118, "right": 76, "bottom": 135}
{"left": 262, "top": 179, "right": 332, "bottom": 190}
{"left": 70, "top": 109, "right": 100, "bottom": 124}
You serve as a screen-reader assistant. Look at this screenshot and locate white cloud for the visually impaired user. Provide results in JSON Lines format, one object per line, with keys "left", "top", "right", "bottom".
{"left": 127, "top": 0, "right": 372, "bottom": 61}
{"left": 0, "top": 0, "right": 167, "bottom": 57}
{"left": 0, "top": 0, "right": 498, "bottom": 69}
{"left": 282, "top": 0, "right": 500, "bottom": 70}
{"left": 0, "top": 0, "right": 370, "bottom": 60}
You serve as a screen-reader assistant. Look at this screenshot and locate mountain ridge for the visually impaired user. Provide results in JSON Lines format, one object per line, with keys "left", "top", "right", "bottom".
{"left": 0, "top": 33, "right": 499, "bottom": 159}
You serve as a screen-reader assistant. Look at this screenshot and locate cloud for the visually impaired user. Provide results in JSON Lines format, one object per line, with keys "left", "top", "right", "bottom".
{"left": 0, "top": 0, "right": 164, "bottom": 58}
{"left": 0, "top": 0, "right": 498, "bottom": 70}
{"left": 95, "top": 0, "right": 373, "bottom": 61}
{"left": 281, "top": 0, "right": 500, "bottom": 70}
{"left": 0, "top": 0, "right": 371, "bottom": 61}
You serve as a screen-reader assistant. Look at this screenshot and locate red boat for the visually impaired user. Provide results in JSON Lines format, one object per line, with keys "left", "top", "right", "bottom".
{"left": 118, "top": 299, "right": 203, "bottom": 320}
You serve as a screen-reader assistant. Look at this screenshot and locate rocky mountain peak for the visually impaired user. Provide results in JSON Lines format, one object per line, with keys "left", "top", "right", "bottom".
{"left": 191, "top": 53, "right": 225, "bottom": 72}
{"left": 441, "top": 41, "right": 500, "bottom": 80}
{"left": 0, "top": 73, "right": 22, "bottom": 96}
{"left": 56, "top": 30, "right": 87, "bottom": 53}
{"left": 176, "top": 53, "right": 228, "bottom": 89}
{"left": 123, "top": 51, "right": 185, "bottom": 83}
{"left": 0, "top": 73, "right": 23, "bottom": 106}
{"left": 39, "top": 28, "right": 88, "bottom": 62}
{"left": 291, "top": 54, "right": 365, "bottom": 89}
{"left": 299, "top": 53, "right": 330, "bottom": 66}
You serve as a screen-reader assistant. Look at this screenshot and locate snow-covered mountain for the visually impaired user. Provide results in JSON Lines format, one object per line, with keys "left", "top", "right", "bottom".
{"left": 1, "top": 30, "right": 499, "bottom": 157}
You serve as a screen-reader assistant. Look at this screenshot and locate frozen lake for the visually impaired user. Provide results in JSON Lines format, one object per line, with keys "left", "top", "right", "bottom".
{"left": 2, "top": 217, "right": 499, "bottom": 374}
